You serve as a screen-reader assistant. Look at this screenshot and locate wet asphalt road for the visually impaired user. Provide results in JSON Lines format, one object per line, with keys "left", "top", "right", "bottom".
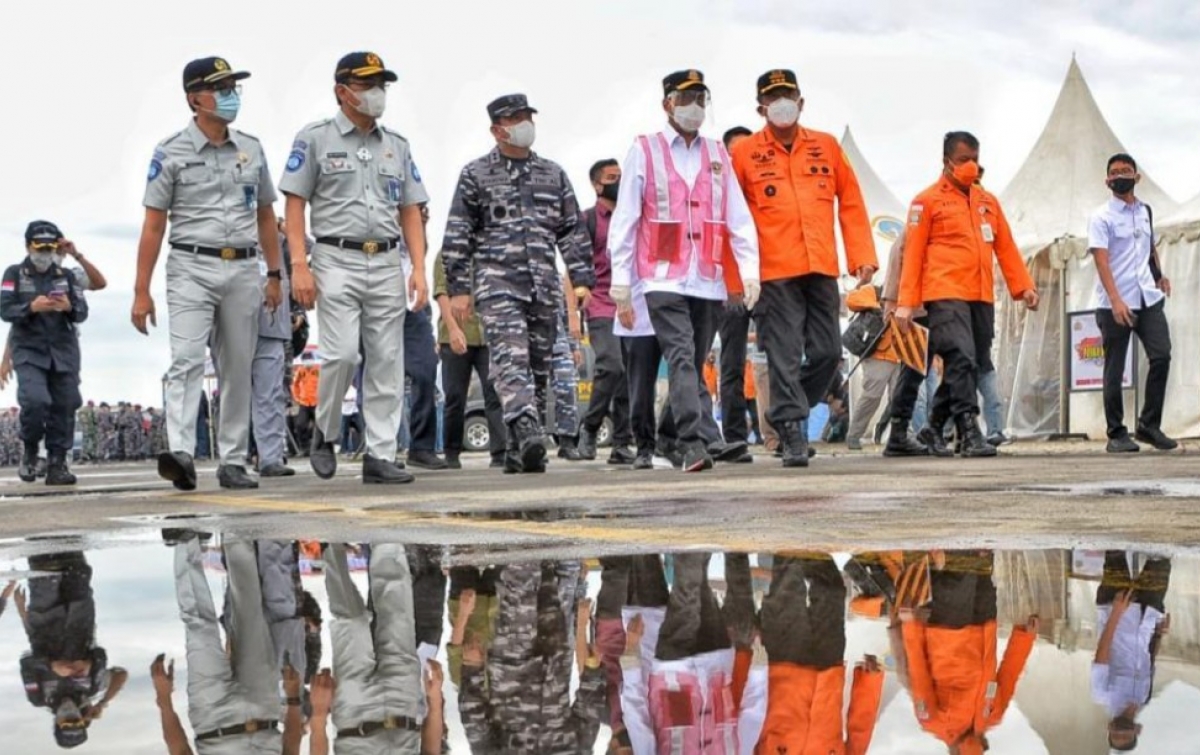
{"left": 0, "top": 440, "right": 1197, "bottom": 560}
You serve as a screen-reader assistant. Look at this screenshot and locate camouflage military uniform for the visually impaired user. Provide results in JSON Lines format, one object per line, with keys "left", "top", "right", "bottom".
{"left": 78, "top": 405, "right": 98, "bottom": 462}
{"left": 96, "top": 405, "right": 116, "bottom": 461}
{"left": 0, "top": 409, "right": 19, "bottom": 465}
{"left": 442, "top": 148, "right": 595, "bottom": 431}
{"left": 148, "top": 410, "right": 168, "bottom": 457}
{"left": 550, "top": 305, "right": 579, "bottom": 438}
{"left": 459, "top": 560, "right": 605, "bottom": 754}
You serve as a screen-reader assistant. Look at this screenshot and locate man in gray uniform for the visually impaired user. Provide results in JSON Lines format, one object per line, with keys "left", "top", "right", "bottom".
{"left": 154, "top": 535, "right": 305, "bottom": 754}
{"left": 132, "top": 56, "right": 284, "bottom": 491}
{"left": 442, "top": 93, "right": 596, "bottom": 473}
{"left": 250, "top": 258, "right": 294, "bottom": 477}
{"left": 281, "top": 52, "right": 428, "bottom": 485}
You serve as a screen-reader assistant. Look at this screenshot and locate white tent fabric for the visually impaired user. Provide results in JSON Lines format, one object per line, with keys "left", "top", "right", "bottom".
{"left": 995, "top": 58, "right": 1193, "bottom": 438}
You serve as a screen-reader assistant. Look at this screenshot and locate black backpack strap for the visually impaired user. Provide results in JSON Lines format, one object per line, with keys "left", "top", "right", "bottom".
{"left": 1146, "top": 203, "right": 1162, "bottom": 281}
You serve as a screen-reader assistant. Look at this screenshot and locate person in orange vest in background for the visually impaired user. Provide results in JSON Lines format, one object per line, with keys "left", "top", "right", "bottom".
{"left": 742, "top": 357, "right": 761, "bottom": 443}
{"left": 895, "top": 551, "right": 1039, "bottom": 755}
{"left": 702, "top": 351, "right": 719, "bottom": 402}
{"left": 748, "top": 552, "right": 884, "bottom": 754}
{"left": 609, "top": 69, "right": 761, "bottom": 474}
{"left": 291, "top": 352, "right": 319, "bottom": 453}
{"left": 895, "top": 132, "right": 1039, "bottom": 458}
{"left": 730, "top": 69, "right": 877, "bottom": 469}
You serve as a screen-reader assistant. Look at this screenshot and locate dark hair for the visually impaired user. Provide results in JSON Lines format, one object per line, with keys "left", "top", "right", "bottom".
{"left": 1107, "top": 153, "right": 1138, "bottom": 173}
{"left": 943, "top": 131, "right": 980, "bottom": 158}
{"left": 723, "top": 126, "right": 752, "bottom": 149}
{"left": 1109, "top": 716, "right": 1139, "bottom": 751}
{"left": 589, "top": 159, "right": 619, "bottom": 184}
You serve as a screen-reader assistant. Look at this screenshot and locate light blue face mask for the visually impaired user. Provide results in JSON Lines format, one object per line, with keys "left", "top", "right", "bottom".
{"left": 214, "top": 89, "right": 240, "bottom": 122}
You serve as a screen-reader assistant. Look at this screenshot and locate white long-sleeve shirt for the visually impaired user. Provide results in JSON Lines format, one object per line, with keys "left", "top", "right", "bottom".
{"left": 608, "top": 125, "right": 759, "bottom": 301}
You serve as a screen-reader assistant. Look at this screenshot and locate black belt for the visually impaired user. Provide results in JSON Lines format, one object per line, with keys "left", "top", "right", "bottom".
{"left": 171, "top": 244, "right": 258, "bottom": 260}
{"left": 194, "top": 720, "right": 278, "bottom": 741}
{"left": 337, "top": 716, "right": 421, "bottom": 738}
{"left": 316, "top": 237, "right": 401, "bottom": 254}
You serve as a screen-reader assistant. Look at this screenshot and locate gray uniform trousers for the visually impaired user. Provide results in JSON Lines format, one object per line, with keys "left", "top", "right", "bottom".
{"left": 846, "top": 357, "right": 901, "bottom": 443}
{"left": 166, "top": 251, "right": 260, "bottom": 466}
{"left": 256, "top": 541, "right": 306, "bottom": 677}
{"left": 175, "top": 536, "right": 282, "bottom": 754}
{"left": 311, "top": 245, "right": 406, "bottom": 461}
{"left": 251, "top": 339, "right": 289, "bottom": 468}
{"left": 324, "top": 543, "right": 422, "bottom": 753}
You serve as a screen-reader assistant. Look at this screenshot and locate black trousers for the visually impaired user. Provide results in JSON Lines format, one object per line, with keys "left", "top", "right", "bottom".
{"left": 582, "top": 317, "right": 632, "bottom": 445}
{"left": 655, "top": 552, "right": 730, "bottom": 662}
{"left": 1096, "top": 300, "right": 1171, "bottom": 439}
{"left": 1097, "top": 551, "right": 1171, "bottom": 613}
{"left": 440, "top": 344, "right": 506, "bottom": 458}
{"left": 16, "top": 364, "right": 81, "bottom": 455}
{"left": 928, "top": 551, "right": 997, "bottom": 629}
{"left": 404, "top": 307, "right": 439, "bottom": 453}
{"left": 407, "top": 545, "right": 446, "bottom": 648}
{"left": 927, "top": 300, "right": 994, "bottom": 421}
{"left": 718, "top": 306, "right": 751, "bottom": 444}
{"left": 759, "top": 275, "right": 842, "bottom": 425}
{"left": 294, "top": 404, "right": 316, "bottom": 450}
{"left": 624, "top": 335, "right": 662, "bottom": 453}
{"left": 761, "top": 556, "right": 846, "bottom": 668}
{"left": 645, "top": 292, "right": 720, "bottom": 448}
{"left": 596, "top": 555, "right": 670, "bottom": 620}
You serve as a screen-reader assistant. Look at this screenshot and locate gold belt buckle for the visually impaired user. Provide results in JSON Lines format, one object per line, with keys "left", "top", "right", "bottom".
{"left": 362, "top": 240, "right": 380, "bottom": 255}
{"left": 382, "top": 717, "right": 396, "bottom": 730}
{"left": 220, "top": 247, "right": 236, "bottom": 260}
{"left": 245, "top": 720, "right": 260, "bottom": 733}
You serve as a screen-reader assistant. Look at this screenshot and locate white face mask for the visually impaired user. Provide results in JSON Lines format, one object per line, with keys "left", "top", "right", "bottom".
{"left": 672, "top": 103, "right": 706, "bottom": 133}
{"left": 29, "top": 251, "right": 55, "bottom": 272}
{"left": 353, "top": 87, "right": 387, "bottom": 118}
{"left": 504, "top": 121, "right": 536, "bottom": 149}
{"left": 766, "top": 97, "right": 800, "bottom": 128}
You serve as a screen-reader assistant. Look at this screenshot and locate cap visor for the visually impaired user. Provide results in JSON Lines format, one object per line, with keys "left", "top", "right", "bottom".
{"left": 675, "top": 81, "right": 706, "bottom": 91}
{"left": 205, "top": 70, "right": 251, "bottom": 84}
{"left": 350, "top": 66, "right": 398, "bottom": 82}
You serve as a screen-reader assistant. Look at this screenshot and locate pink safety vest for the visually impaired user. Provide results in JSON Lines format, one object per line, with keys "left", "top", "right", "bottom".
{"left": 649, "top": 668, "right": 739, "bottom": 755}
{"left": 636, "top": 133, "right": 729, "bottom": 283}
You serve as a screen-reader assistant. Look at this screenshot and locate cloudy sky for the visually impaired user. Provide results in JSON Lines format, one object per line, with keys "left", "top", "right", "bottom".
{"left": 1, "top": 0, "right": 1198, "bottom": 406}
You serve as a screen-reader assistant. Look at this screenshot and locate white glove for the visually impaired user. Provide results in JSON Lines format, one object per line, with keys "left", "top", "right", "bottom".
{"left": 742, "top": 280, "right": 761, "bottom": 312}
{"left": 610, "top": 284, "right": 632, "bottom": 309}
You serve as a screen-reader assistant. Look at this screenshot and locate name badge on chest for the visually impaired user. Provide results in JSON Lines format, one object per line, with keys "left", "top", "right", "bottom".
{"left": 981, "top": 222, "right": 995, "bottom": 243}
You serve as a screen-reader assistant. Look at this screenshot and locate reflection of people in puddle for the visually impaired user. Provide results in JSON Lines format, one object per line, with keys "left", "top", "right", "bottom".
{"left": 599, "top": 552, "right": 751, "bottom": 752}
{"left": 1091, "top": 551, "right": 1172, "bottom": 752}
{"left": 459, "top": 560, "right": 605, "bottom": 752}
{"left": 308, "top": 543, "right": 444, "bottom": 754}
{"left": 891, "top": 550, "right": 1037, "bottom": 755}
{"left": 446, "top": 565, "right": 500, "bottom": 689}
{"left": 758, "top": 552, "right": 884, "bottom": 754}
{"left": 157, "top": 534, "right": 305, "bottom": 753}
{"left": 12, "top": 552, "right": 128, "bottom": 749}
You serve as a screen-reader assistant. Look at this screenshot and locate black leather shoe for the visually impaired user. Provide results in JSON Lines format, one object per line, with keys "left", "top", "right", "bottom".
{"left": 218, "top": 465, "right": 259, "bottom": 489}
{"left": 362, "top": 454, "right": 415, "bottom": 484}
{"left": 45, "top": 456, "right": 76, "bottom": 486}
{"left": 259, "top": 463, "right": 296, "bottom": 477}
{"left": 557, "top": 436, "right": 584, "bottom": 461}
{"left": 1106, "top": 435, "right": 1140, "bottom": 453}
{"left": 158, "top": 451, "right": 198, "bottom": 491}
{"left": 577, "top": 428, "right": 599, "bottom": 460}
{"left": 445, "top": 454, "right": 463, "bottom": 470}
{"left": 407, "top": 450, "right": 449, "bottom": 470}
{"left": 608, "top": 445, "right": 636, "bottom": 465}
{"left": 633, "top": 451, "right": 654, "bottom": 470}
{"left": 710, "top": 440, "right": 750, "bottom": 463}
{"left": 1135, "top": 425, "right": 1178, "bottom": 451}
{"left": 310, "top": 429, "right": 337, "bottom": 480}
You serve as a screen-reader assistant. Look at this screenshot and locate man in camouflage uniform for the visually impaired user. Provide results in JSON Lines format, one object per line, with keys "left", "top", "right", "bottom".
{"left": 1, "top": 409, "right": 20, "bottom": 466}
{"left": 148, "top": 408, "right": 169, "bottom": 457}
{"left": 96, "top": 403, "right": 116, "bottom": 462}
{"left": 442, "top": 93, "right": 596, "bottom": 474}
{"left": 459, "top": 560, "right": 605, "bottom": 753}
{"left": 78, "top": 402, "right": 98, "bottom": 462}
{"left": 551, "top": 300, "right": 583, "bottom": 461}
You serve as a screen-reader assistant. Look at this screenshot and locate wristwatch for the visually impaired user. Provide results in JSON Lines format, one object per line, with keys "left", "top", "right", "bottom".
{"left": 267, "top": 270, "right": 283, "bottom": 280}
{"left": 286, "top": 696, "right": 302, "bottom": 707}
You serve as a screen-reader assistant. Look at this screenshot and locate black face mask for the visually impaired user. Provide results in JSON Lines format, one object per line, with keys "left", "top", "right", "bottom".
{"left": 1109, "top": 177, "right": 1136, "bottom": 196}
{"left": 600, "top": 180, "right": 620, "bottom": 202}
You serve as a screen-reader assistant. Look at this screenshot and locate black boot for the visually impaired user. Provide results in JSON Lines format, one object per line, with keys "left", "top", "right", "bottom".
{"left": 45, "top": 455, "right": 76, "bottom": 486}
{"left": 956, "top": 414, "right": 997, "bottom": 458}
{"left": 511, "top": 416, "right": 547, "bottom": 473}
{"left": 883, "top": 419, "right": 930, "bottom": 457}
{"left": 780, "top": 421, "right": 810, "bottom": 468}
{"left": 309, "top": 428, "right": 337, "bottom": 480}
{"left": 577, "top": 427, "right": 598, "bottom": 460}
{"left": 916, "top": 415, "right": 954, "bottom": 458}
{"left": 18, "top": 444, "right": 38, "bottom": 483}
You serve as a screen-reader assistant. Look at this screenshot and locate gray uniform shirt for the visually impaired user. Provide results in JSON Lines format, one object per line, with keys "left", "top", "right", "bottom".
{"left": 143, "top": 120, "right": 278, "bottom": 247}
{"left": 278, "top": 110, "right": 428, "bottom": 240}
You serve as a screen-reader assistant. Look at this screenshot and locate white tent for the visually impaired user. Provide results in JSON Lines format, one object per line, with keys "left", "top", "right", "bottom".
{"left": 994, "top": 58, "right": 1189, "bottom": 439}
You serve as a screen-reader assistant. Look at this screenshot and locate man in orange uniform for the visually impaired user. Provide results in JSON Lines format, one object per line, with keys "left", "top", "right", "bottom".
{"left": 896, "top": 132, "right": 1038, "bottom": 457}
{"left": 752, "top": 553, "right": 884, "bottom": 754}
{"left": 731, "top": 70, "right": 877, "bottom": 468}
{"left": 290, "top": 352, "right": 319, "bottom": 452}
{"left": 898, "top": 551, "right": 1039, "bottom": 755}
